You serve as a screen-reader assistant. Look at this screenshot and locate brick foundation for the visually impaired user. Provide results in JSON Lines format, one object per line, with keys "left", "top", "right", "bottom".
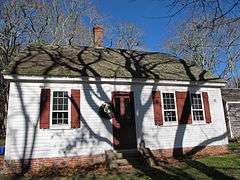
{"left": 1, "top": 145, "right": 229, "bottom": 176}
{"left": 2, "top": 154, "right": 106, "bottom": 176}
{"left": 152, "top": 145, "right": 229, "bottom": 160}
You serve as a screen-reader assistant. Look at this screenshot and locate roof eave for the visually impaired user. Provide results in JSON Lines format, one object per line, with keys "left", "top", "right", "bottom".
{"left": 3, "top": 74, "right": 226, "bottom": 87}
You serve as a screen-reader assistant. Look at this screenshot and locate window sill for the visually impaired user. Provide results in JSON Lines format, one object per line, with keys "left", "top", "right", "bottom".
{"left": 158, "top": 122, "right": 208, "bottom": 127}
{"left": 192, "top": 121, "right": 207, "bottom": 125}
{"left": 161, "top": 122, "right": 178, "bottom": 127}
{"left": 49, "top": 125, "right": 72, "bottom": 130}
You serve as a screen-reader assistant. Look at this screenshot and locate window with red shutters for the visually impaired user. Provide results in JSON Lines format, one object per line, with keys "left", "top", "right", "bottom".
{"left": 40, "top": 89, "right": 81, "bottom": 129}
{"left": 40, "top": 89, "right": 51, "bottom": 129}
{"left": 176, "top": 91, "right": 192, "bottom": 124}
{"left": 202, "top": 92, "right": 212, "bottom": 123}
{"left": 152, "top": 91, "right": 163, "bottom": 126}
{"left": 71, "top": 89, "right": 81, "bottom": 128}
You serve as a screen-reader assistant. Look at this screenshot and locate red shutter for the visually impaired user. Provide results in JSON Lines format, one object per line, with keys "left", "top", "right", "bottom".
{"left": 176, "top": 91, "right": 192, "bottom": 124}
{"left": 152, "top": 91, "right": 163, "bottom": 126}
{"left": 202, "top": 92, "right": 211, "bottom": 123}
{"left": 71, "top": 89, "right": 81, "bottom": 128}
{"left": 40, "top": 89, "right": 50, "bottom": 129}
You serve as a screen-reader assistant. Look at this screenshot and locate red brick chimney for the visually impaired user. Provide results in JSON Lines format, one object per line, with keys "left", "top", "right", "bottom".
{"left": 93, "top": 25, "right": 104, "bottom": 48}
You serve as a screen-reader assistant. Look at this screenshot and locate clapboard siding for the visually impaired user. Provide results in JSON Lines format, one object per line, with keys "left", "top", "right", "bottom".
{"left": 5, "top": 81, "right": 228, "bottom": 160}
{"left": 227, "top": 103, "right": 240, "bottom": 138}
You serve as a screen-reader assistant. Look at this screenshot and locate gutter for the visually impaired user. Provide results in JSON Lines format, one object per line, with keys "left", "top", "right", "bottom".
{"left": 3, "top": 74, "right": 226, "bottom": 87}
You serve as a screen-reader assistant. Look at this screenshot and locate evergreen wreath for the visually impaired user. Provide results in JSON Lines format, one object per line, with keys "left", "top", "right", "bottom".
{"left": 98, "top": 102, "right": 113, "bottom": 119}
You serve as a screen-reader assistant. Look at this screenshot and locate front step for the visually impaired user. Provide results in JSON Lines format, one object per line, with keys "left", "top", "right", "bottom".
{"left": 105, "top": 149, "right": 148, "bottom": 170}
{"left": 114, "top": 159, "right": 129, "bottom": 166}
{"left": 114, "top": 148, "right": 138, "bottom": 153}
{"left": 115, "top": 149, "right": 142, "bottom": 159}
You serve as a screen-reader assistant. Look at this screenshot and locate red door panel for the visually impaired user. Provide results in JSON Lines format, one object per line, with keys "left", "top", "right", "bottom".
{"left": 112, "top": 92, "right": 137, "bottom": 150}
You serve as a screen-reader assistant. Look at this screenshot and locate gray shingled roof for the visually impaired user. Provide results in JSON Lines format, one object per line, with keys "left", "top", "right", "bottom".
{"left": 222, "top": 89, "right": 240, "bottom": 101}
{"left": 3, "top": 45, "right": 224, "bottom": 83}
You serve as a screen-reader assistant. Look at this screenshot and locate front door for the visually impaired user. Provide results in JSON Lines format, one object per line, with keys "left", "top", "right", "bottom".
{"left": 112, "top": 92, "right": 137, "bottom": 150}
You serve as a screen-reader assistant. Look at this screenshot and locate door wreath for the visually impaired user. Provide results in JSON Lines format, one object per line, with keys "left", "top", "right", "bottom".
{"left": 98, "top": 102, "right": 114, "bottom": 119}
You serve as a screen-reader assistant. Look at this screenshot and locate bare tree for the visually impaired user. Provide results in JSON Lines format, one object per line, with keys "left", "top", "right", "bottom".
{"left": 0, "top": 0, "right": 102, "bottom": 64}
{"left": 163, "top": 0, "right": 240, "bottom": 25}
{"left": 107, "top": 22, "right": 145, "bottom": 50}
{"left": 43, "top": 0, "right": 102, "bottom": 46}
{"left": 228, "top": 73, "right": 240, "bottom": 88}
{"left": 166, "top": 18, "right": 240, "bottom": 83}
{"left": 161, "top": 0, "right": 240, "bottom": 87}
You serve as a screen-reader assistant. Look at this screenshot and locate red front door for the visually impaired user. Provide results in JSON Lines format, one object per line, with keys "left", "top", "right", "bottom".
{"left": 112, "top": 92, "right": 137, "bottom": 150}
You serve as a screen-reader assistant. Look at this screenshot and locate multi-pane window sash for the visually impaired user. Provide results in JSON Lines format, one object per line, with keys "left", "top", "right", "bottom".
{"left": 191, "top": 94, "right": 204, "bottom": 121}
{"left": 162, "top": 93, "right": 177, "bottom": 122}
{"left": 52, "top": 91, "right": 68, "bottom": 125}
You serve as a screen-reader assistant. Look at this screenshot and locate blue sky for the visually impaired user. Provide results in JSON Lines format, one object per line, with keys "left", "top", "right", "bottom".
{"left": 93, "top": 0, "right": 185, "bottom": 52}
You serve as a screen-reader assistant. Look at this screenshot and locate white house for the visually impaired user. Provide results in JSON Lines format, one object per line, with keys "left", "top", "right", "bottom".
{"left": 2, "top": 26, "right": 229, "bottom": 173}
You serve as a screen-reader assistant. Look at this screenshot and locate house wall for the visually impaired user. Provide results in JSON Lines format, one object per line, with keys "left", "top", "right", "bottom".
{"left": 226, "top": 102, "right": 240, "bottom": 139}
{"left": 5, "top": 80, "right": 228, "bottom": 160}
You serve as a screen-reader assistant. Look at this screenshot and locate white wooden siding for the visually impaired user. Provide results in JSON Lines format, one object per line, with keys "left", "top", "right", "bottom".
{"left": 226, "top": 102, "right": 240, "bottom": 138}
{"left": 5, "top": 81, "right": 228, "bottom": 160}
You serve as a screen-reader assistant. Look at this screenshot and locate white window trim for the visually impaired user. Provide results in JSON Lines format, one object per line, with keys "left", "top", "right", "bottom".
{"left": 190, "top": 92, "right": 206, "bottom": 125}
{"left": 161, "top": 91, "right": 178, "bottom": 125}
{"left": 50, "top": 89, "right": 71, "bottom": 129}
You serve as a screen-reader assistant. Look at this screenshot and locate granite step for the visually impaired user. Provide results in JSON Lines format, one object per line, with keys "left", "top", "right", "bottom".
{"left": 105, "top": 149, "right": 149, "bottom": 170}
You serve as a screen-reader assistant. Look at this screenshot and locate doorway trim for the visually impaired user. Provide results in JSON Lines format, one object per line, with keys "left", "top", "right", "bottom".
{"left": 111, "top": 91, "right": 137, "bottom": 150}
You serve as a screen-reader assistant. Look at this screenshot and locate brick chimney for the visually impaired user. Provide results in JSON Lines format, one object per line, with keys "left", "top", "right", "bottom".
{"left": 93, "top": 25, "right": 104, "bottom": 48}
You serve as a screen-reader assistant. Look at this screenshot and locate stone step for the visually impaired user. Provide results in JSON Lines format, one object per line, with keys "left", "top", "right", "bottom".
{"left": 107, "top": 162, "right": 118, "bottom": 170}
{"left": 115, "top": 148, "right": 138, "bottom": 154}
{"left": 118, "top": 164, "right": 134, "bottom": 171}
{"left": 118, "top": 163, "right": 155, "bottom": 172}
{"left": 113, "top": 159, "right": 129, "bottom": 166}
{"left": 115, "top": 149, "right": 141, "bottom": 158}
{"left": 106, "top": 149, "right": 141, "bottom": 159}
{"left": 105, "top": 151, "right": 115, "bottom": 161}
{"left": 105, "top": 149, "right": 151, "bottom": 170}
{"left": 107, "top": 154, "right": 142, "bottom": 162}
{"left": 115, "top": 152, "right": 124, "bottom": 159}
{"left": 115, "top": 152, "right": 142, "bottom": 159}
{"left": 113, "top": 158, "right": 147, "bottom": 166}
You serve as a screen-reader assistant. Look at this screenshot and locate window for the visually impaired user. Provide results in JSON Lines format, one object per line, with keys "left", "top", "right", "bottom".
{"left": 191, "top": 93, "right": 204, "bottom": 121}
{"left": 162, "top": 93, "right": 177, "bottom": 122}
{"left": 52, "top": 91, "right": 69, "bottom": 125}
